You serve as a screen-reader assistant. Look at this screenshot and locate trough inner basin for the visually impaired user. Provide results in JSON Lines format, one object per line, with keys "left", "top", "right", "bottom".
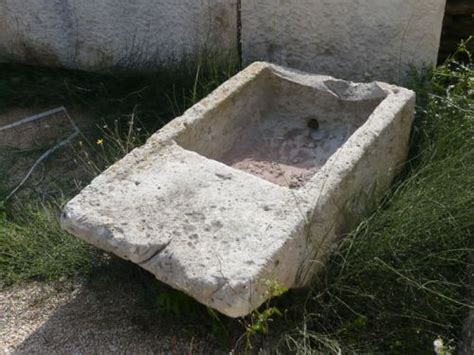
{"left": 177, "top": 72, "right": 387, "bottom": 188}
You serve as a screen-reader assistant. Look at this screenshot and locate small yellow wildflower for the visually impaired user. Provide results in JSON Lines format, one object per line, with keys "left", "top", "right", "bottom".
{"left": 96, "top": 138, "right": 104, "bottom": 145}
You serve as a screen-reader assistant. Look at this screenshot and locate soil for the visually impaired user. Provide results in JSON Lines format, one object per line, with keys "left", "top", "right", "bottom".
{"left": 0, "top": 108, "right": 75, "bottom": 149}
{"left": 221, "top": 113, "right": 360, "bottom": 189}
{"left": 0, "top": 108, "right": 96, "bottom": 201}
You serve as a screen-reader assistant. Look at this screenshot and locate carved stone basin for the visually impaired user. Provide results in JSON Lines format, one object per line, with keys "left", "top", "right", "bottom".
{"left": 61, "top": 62, "right": 415, "bottom": 317}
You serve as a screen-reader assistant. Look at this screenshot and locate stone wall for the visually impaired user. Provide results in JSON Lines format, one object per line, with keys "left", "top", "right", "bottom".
{"left": 241, "top": 0, "right": 447, "bottom": 84}
{"left": 0, "top": 0, "right": 238, "bottom": 71}
{"left": 1, "top": 0, "right": 470, "bottom": 84}
{"left": 439, "top": 0, "right": 474, "bottom": 62}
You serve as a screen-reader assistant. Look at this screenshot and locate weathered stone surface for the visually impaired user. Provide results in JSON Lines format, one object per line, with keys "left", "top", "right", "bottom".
{"left": 61, "top": 62, "right": 415, "bottom": 317}
{"left": 242, "top": 0, "right": 446, "bottom": 84}
{"left": 0, "top": 0, "right": 237, "bottom": 70}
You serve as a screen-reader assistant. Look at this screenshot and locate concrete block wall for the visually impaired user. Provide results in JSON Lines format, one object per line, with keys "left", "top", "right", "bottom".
{"left": 241, "top": 0, "right": 447, "bottom": 84}
{"left": 0, "top": 0, "right": 462, "bottom": 83}
{"left": 0, "top": 0, "right": 239, "bottom": 71}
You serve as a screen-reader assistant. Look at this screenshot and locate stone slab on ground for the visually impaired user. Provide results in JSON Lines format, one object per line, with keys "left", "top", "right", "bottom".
{"left": 242, "top": 0, "right": 446, "bottom": 84}
{"left": 61, "top": 62, "right": 415, "bottom": 317}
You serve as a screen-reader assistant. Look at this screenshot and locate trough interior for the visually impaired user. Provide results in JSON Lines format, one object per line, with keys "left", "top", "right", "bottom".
{"left": 176, "top": 69, "right": 387, "bottom": 188}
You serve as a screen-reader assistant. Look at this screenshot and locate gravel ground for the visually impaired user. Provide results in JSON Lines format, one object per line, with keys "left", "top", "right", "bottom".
{"left": 0, "top": 266, "right": 234, "bottom": 355}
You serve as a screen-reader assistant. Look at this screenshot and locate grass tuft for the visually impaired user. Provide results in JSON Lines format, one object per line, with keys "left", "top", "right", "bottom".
{"left": 276, "top": 38, "right": 473, "bottom": 354}
{"left": 0, "top": 54, "right": 240, "bottom": 287}
{"left": 0, "top": 203, "right": 102, "bottom": 287}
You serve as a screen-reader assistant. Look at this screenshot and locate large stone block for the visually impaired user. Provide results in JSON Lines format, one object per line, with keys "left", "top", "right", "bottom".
{"left": 0, "top": 0, "right": 238, "bottom": 70}
{"left": 61, "top": 62, "right": 415, "bottom": 317}
{"left": 242, "top": 0, "right": 446, "bottom": 83}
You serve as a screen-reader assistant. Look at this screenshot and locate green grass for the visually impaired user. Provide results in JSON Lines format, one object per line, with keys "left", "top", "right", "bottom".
{"left": 0, "top": 53, "right": 239, "bottom": 132}
{"left": 274, "top": 39, "right": 473, "bottom": 354}
{"left": 0, "top": 203, "right": 102, "bottom": 286}
{"left": 0, "top": 40, "right": 472, "bottom": 354}
{"left": 0, "top": 54, "right": 240, "bottom": 286}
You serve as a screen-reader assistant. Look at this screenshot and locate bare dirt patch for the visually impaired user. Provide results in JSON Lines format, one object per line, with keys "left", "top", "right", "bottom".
{"left": 221, "top": 113, "right": 360, "bottom": 188}
{"left": 0, "top": 107, "right": 94, "bottom": 200}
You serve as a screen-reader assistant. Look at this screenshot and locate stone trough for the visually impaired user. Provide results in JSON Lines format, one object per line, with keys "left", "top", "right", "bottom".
{"left": 61, "top": 62, "right": 415, "bottom": 317}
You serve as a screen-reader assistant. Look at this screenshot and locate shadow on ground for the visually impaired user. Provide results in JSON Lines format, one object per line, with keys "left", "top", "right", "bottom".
{"left": 0, "top": 107, "right": 245, "bottom": 354}
{"left": 11, "top": 258, "right": 239, "bottom": 354}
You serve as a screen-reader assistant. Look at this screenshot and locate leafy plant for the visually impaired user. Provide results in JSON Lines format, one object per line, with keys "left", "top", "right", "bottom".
{"left": 242, "top": 279, "right": 288, "bottom": 349}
